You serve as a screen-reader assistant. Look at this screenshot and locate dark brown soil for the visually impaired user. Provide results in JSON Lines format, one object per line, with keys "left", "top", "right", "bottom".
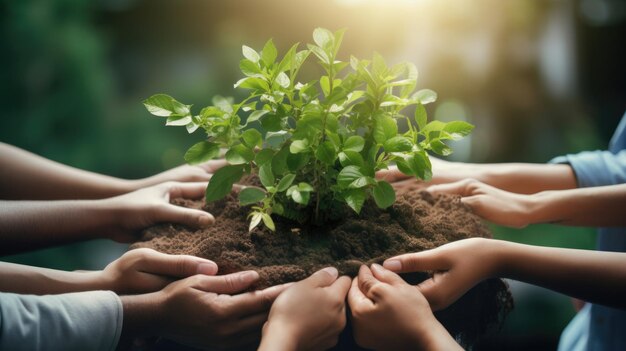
{"left": 132, "top": 189, "right": 513, "bottom": 348}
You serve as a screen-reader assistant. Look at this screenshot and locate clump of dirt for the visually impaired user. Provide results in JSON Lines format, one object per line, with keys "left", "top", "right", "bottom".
{"left": 132, "top": 189, "right": 513, "bottom": 348}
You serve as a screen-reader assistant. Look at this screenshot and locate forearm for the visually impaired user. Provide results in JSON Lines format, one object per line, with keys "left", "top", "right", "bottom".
{"left": 0, "top": 262, "right": 104, "bottom": 294}
{"left": 119, "top": 293, "right": 162, "bottom": 341}
{"left": 528, "top": 184, "right": 626, "bottom": 226}
{"left": 432, "top": 160, "right": 577, "bottom": 194}
{"left": 497, "top": 240, "right": 626, "bottom": 309}
{"left": 258, "top": 322, "right": 300, "bottom": 351}
{"left": 0, "top": 142, "right": 137, "bottom": 200}
{"left": 0, "top": 200, "right": 117, "bottom": 254}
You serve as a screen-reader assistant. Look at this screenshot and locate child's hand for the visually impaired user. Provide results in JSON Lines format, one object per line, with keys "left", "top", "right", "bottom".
{"left": 259, "top": 267, "right": 351, "bottom": 351}
{"left": 104, "top": 181, "right": 215, "bottom": 242}
{"left": 348, "top": 264, "right": 462, "bottom": 351}
{"left": 426, "top": 179, "right": 535, "bottom": 228}
{"left": 98, "top": 248, "right": 218, "bottom": 294}
{"left": 383, "top": 238, "right": 502, "bottom": 310}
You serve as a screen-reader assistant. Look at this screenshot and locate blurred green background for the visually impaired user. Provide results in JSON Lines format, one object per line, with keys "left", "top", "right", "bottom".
{"left": 1, "top": 0, "right": 625, "bottom": 349}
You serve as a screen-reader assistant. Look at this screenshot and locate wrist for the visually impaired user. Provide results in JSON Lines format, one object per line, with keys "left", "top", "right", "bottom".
{"left": 525, "top": 191, "right": 557, "bottom": 224}
{"left": 120, "top": 292, "right": 164, "bottom": 339}
{"left": 412, "top": 316, "right": 460, "bottom": 351}
{"left": 260, "top": 320, "right": 301, "bottom": 351}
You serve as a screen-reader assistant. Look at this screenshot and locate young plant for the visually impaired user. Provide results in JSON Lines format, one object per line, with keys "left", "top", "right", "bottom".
{"left": 143, "top": 28, "right": 473, "bottom": 231}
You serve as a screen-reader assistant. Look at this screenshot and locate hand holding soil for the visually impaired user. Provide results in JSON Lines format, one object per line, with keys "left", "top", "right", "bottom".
{"left": 348, "top": 264, "right": 462, "bottom": 351}
{"left": 120, "top": 271, "right": 290, "bottom": 350}
{"left": 260, "top": 267, "right": 351, "bottom": 351}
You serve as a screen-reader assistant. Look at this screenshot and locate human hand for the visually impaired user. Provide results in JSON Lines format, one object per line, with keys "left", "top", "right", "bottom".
{"left": 132, "top": 159, "right": 228, "bottom": 190}
{"left": 376, "top": 158, "right": 457, "bottom": 193}
{"left": 348, "top": 264, "right": 461, "bottom": 351}
{"left": 121, "top": 271, "right": 290, "bottom": 350}
{"left": 97, "top": 248, "right": 218, "bottom": 294}
{"left": 426, "top": 178, "right": 535, "bottom": 228}
{"left": 383, "top": 238, "right": 503, "bottom": 310}
{"left": 103, "top": 181, "right": 215, "bottom": 242}
{"left": 259, "top": 267, "right": 351, "bottom": 351}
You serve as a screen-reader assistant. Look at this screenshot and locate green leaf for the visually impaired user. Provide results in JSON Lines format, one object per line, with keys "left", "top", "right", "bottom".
{"left": 315, "top": 141, "right": 337, "bottom": 165}
{"left": 275, "top": 72, "right": 290, "bottom": 89}
{"left": 205, "top": 165, "right": 245, "bottom": 202}
{"left": 344, "top": 188, "right": 366, "bottom": 213}
{"left": 249, "top": 212, "right": 263, "bottom": 232}
{"left": 429, "top": 139, "right": 452, "bottom": 157}
{"left": 349, "top": 176, "right": 376, "bottom": 189}
{"left": 290, "top": 139, "right": 310, "bottom": 154}
{"left": 261, "top": 213, "right": 276, "bottom": 231}
{"left": 277, "top": 173, "right": 296, "bottom": 192}
{"left": 414, "top": 103, "right": 427, "bottom": 130}
{"left": 373, "top": 115, "right": 398, "bottom": 144}
{"left": 313, "top": 27, "right": 334, "bottom": 49}
{"left": 247, "top": 110, "right": 269, "bottom": 124}
{"left": 255, "top": 149, "right": 274, "bottom": 165}
{"left": 442, "top": 121, "right": 474, "bottom": 140}
{"left": 259, "top": 163, "right": 275, "bottom": 187}
{"left": 239, "top": 187, "right": 266, "bottom": 205}
{"left": 166, "top": 115, "right": 192, "bottom": 126}
{"left": 239, "top": 59, "right": 261, "bottom": 76}
{"left": 261, "top": 39, "right": 278, "bottom": 66}
{"left": 297, "top": 182, "right": 314, "bottom": 192}
{"left": 272, "top": 146, "right": 289, "bottom": 175}
{"left": 373, "top": 181, "right": 395, "bottom": 208}
{"left": 184, "top": 141, "right": 220, "bottom": 165}
{"left": 320, "top": 76, "right": 330, "bottom": 96}
{"left": 242, "top": 129, "right": 262, "bottom": 148}
{"left": 407, "top": 151, "right": 433, "bottom": 180}
{"left": 290, "top": 188, "right": 310, "bottom": 205}
{"left": 383, "top": 136, "right": 412, "bottom": 152}
{"left": 338, "top": 150, "right": 365, "bottom": 167}
{"left": 225, "top": 144, "right": 255, "bottom": 165}
{"left": 287, "top": 152, "right": 309, "bottom": 172}
{"left": 337, "top": 165, "right": 364, "bottom": 188}
{"left": 343, "top": 135, "right": 365, "bottom": 152}
{"left": 234, "top": 77, "right": 270, "bottom": 91}
{"left": 143, "top": 94, "right": 190, "bottom": 117}
{"left": 261, "top": 113, "right": 282, "bottom": 132}
{"left": 413, "top": 89, "right": 437, "bottom": 105}
{"left": 242, "top": 45, "right": 260, "bottom": 63}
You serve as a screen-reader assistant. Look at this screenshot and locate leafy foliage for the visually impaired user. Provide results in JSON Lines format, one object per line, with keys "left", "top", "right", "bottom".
{"left": 144, "top": 28, "right": 473, "bottom": 231}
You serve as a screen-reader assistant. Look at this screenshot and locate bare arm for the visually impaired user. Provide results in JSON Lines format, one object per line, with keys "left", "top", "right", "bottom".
{"left": 0, "top": 182, "right": 214, "bottom": 255}
{"left": 378, "top": 158, "right": 577, "bottom": 195}
{"left": 427, "top": 180, "right": 626, "bottom": 227}
{"left": 384, "top": 238, "right": 626, "bottom": 310}
{"left": 0, "top": 142, "right": 225, "bottom": 200}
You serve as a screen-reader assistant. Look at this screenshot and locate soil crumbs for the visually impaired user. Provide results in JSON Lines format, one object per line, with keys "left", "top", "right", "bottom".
{"left": 132, "top": 190, "right": 513, "bottom": 348}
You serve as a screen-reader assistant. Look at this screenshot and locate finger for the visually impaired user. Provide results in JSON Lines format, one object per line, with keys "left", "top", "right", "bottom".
{"left": 326, "top": 275, "right": 352, "bottom": 297}
{"left": 192, "top": 271, "right": 260, "bottom": 294}
{"left": 383, "top": 249, "right": 448, "bottom": 273}
{"left": 357, "top": 265, "right": 384, "bottom": 300}
{"left": 416, "top": 273, "right": 457, "bottom": 311}
{"left": 135, "top": 249, "right": 218, "bottom": 277}
{"left": 370, "top": 263, "right": 406, "bottom": 286}
{"left": 224, "top": 282, "right": 291, "bottom": 317}
{"left": 156, "top": 203, "right": 215, "bottom": 228}
{"left": 347, "top": 277, "right": 374, "bottom": 310}
{"left": 426, "top": 178, "right": 478, "bottom": 197}
{"left": 198, "top": 159, "right": 229, "bottom": 173}
{"left": 167, "top": 182, "right": 209, "bottom": 199}
{"left": 306, "top": 267, "right": 339, "bottom": 288}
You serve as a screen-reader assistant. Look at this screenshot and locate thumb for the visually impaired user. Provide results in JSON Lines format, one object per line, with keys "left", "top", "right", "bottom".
{"left": 370, "top": 263, "right": 406, "bottom": 286}
{"left": 383, "top": 249, "right": 448, "bottom": 273}
{"left": 305, "top": 267, "right": 339, "bottom": 288}
{"left": 426, "top": 178, "right": 479, "bottom": 197}
{"left": 155, "top": 204, "right": 215, "bottom": 228}
{"left": 193, "top": 270, "right": 260, "bottom": 294}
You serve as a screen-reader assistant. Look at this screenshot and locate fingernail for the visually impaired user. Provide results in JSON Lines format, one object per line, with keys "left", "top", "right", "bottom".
{"left": 371, "top": 263, "right": 385, "bottom": 274}
{"left": 383, "top": 260, "right": 402, "bottom": 271}
{"left": 239, "top": 271, "right": 259, "bottom": 284}
{"left": 320, "top": 267, "right": 338, "bottom": 278}
{"left": 196, "top": 262, "right": 218, "bottom": 275}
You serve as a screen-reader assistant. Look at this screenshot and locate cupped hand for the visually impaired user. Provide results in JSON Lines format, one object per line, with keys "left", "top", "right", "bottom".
{"left": 383, "top": 238, "right": 502, "bottom": 310}
{"left": 260, "top": 267, "right": 351, "bottom": 351}
{"left": 348, "top": 264, "right": 461, "bottom": 351}
{"left": 153, "top": 270, "right": 290, "bottom": 350}
{"left": 105, "top": 181, "right": 215, "bottom": 242}
{"left": 99, "top": 248, "right": 218, "bottom": 294}
{"left": 134, "top": 159, "right": 228, "bottom": 189}
{"left": 426, "top": 178, "right": 534, "bottom": 228}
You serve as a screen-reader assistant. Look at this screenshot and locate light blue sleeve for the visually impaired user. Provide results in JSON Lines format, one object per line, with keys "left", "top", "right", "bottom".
{"left": 549, "top": 149, "right": 626, "bottom": 188}
{"left": 0, "top": 291, "right": 122, "bottom": 351}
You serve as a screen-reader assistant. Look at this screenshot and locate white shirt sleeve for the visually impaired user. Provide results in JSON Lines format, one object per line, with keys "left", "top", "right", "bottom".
{"left": 0, "top": 291, "right": 123, "bottom": 351}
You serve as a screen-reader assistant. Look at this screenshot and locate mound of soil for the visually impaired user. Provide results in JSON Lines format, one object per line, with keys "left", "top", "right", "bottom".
{"left": 132, "top": 189, "right": 513, "bottom": 348}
